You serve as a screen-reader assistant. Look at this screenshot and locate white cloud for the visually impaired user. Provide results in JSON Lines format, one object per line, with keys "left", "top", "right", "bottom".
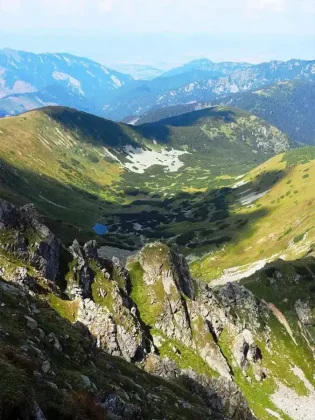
{"left": 0, "top": 0, "right": 21, "bottom": 12}
{"left": 39, "top": 0, "right": 87, "bottom": 15}
{"left": 301, "top": 0, "right": 315, "bottom": 13}
{"left": 246, "top": 0, "right": 287, "bottom": 12}
{"left": 0, "top": 0, "right": 314, "bottom": 38}
{"left": 98, "top": 0, "right": 118, "bottom": 13}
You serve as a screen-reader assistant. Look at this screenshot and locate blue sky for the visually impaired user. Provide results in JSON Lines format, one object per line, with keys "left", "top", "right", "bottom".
{"left": 0, "top": 0, "right": 314, "bottom": 69}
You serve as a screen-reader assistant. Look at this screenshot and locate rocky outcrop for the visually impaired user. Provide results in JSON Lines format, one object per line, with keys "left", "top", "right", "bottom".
{"left": 68, "top": 239, "right": 147, "bottom": 362}
{"left": 64, "top": 239, "right": 256, "bottom": 418}
{"left": 7, "top": 200, "right": 315, "bottom": 419}
{"left": 232, "top": 329, "right": 265, "bottom": 381}
{"left": 138, "top": 242, "right": 196, "bottom": 299}
{"left": 295, "top": 300, "right": 314, "bottom": 326}
{"left": 0, "top": 275, "right": 226, "bottom": 420}
{"left": 144, "top": 355, "right": 254, "bottom": 419}
{"left": 0, "top": 200, "right": 60, "bottom": 281}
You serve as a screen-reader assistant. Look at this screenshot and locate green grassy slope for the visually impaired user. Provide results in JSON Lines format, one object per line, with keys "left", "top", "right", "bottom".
{"left": 191, "top": 146, "right": 315, "bottom": 282}
{"left": 0, "top": 105, "right": 291, "bottom": 249}
{"left": 219, "top": 80, "right": 315, "bottom": 145}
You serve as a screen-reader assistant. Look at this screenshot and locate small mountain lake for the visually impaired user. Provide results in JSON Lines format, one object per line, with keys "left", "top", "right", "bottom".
{"left": 93, "top": 223, "right": 109, "bottom": 235}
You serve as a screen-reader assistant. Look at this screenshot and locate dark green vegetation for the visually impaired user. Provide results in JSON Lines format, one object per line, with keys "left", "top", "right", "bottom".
{"left": 281, "top": 146, "right": 315, "bottom": 167}
{"left": 124, "top": 102, "right": 208, "bottom": 125}
{"left": 0, "top": 105, "right": 291, "bottom": 252}
{"left": 130, "top": 80, "right": 315, "bottom": 147}
{"left": 217, "top": 80, "right": 315, "bottom": 145}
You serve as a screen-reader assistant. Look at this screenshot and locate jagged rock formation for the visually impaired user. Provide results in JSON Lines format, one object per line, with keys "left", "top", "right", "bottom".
{"left": 1, "top": 199, "right": 315, "bottom": 419}
{"left": 67, "top": 240, "right": 255, "bottom": 418}
{"left": 0, "top": 200, "right": 256, "bottom": 419}
{"left": 0, "top": 200, "right": 61, "bottom": 281}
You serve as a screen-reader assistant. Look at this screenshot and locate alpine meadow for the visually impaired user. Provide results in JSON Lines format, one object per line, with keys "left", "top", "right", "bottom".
{"left": 0, "top": 2, "right": 315, "bottom": 420}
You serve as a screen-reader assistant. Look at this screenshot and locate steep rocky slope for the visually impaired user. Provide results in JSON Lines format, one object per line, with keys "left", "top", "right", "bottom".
{"left": 0, "top": 199, "right": 254, "bottom": 420}
{"left": 1, "top": 198, "right": 315, "bottom": 419}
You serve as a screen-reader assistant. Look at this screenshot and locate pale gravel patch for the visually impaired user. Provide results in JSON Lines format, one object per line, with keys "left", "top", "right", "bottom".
{"left": 291, "top": 366, "right": 314, "bottom": 392}
{"left": 103, "top": 147, "right": 122, "bottom": 163}
{"left": 123, "top": 145, "right": 188, "bottom": 174}
{"left": 128, "top": 117, "right": 140, "bottom": 125}
{"left": 38, "top": 195, "right": 70, "bottom": 210}
{"left": 52, "top": 71, "right": 84, "bottom": 95}
{"left": 133, "top": 223, "right": 143, "bottom": 231}
{"left": 210, "top": 259, "right": 269, "bottom": 286}
{"left": 239, "top": 189, "right": 270, "bottom": 205}
{"left": 271, "top": 381, "right": 315, "bottom": 420}
{"left": 285, "top": 233, "right": 312, "bottom": 256}
{"left": 232, "top": 179, "right": 248, "bottom": 189}
{"left": 98, "top": 246, "right": 135, "bottom": 266}
{"left": 210, "top": 253, "right": 280, "bottom": 286}
{"left": 263, "top": 301, "right": 297, "bottom": 344}
{"left": 238, "top": 188, "right": 252, "bottom": 196}
{"left": 110, "top": 75, "right": 123, "bottom": 88}
{"left": 265, "top": 409, "right": 283, "bottom": 419}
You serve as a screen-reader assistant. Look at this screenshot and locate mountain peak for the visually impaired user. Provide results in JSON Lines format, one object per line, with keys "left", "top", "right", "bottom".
{"left": 1, "top": 47, "right": 22, "bottom": 62}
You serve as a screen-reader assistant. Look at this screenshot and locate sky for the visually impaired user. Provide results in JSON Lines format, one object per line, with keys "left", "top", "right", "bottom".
{"left": 0, "top": 0, "right": 314, "bottom": 69}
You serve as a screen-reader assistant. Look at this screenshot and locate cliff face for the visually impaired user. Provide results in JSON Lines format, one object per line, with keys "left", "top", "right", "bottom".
{"left": 0, "top": 199, "right": 315, "bottom": 420}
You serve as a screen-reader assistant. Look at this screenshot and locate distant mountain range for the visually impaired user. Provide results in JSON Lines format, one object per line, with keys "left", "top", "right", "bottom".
{"left": 108, "top": 59, "right": 315, "bottom": 120}
{"left": 160, "top": 58, "right": 252, "bottom": 78}
{"left": 0, "top": 48, "right": 135, "bottom": 116}
{"left": 125, "top": 79, "right": 315, "bottom": 146}
{"left": 1, "top": 49, "right": 315, "bottom": 126}
{"left": 109, "top": 63, "right": 164, "bottom": 80}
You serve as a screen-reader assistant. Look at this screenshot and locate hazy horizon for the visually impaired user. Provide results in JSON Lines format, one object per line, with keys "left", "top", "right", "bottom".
{"left": 0, "top": 0, "right": 314, "bottom": 71}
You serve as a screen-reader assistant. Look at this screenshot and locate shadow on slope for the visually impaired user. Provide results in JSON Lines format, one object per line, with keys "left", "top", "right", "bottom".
{"left": 0, "top": 276, "right": 232, "bottom": 420}
{"left": 0, "top": 158, "right": 125, "bottom": 248}
{"left": 101, "top": 169, "right": 286, "bottom": 255}
{"left": 135, "top": 107, "right": 239, "bottom": 144}
{"left": 41, "top": 106, "right": 138, "bottom": 148}
{"left": 0, "top": 148, "right": 286, "bottom": 256}
{"left": 144, "top": 106, "right": 238, "bottom": 127}
{"left": 240, "top": 254, "right": 315, "bottom": 345}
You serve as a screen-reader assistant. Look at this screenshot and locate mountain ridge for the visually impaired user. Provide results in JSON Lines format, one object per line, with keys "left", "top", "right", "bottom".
{"left": 125, "top": 79, "right": 315, "bottom": 147}
{"left": 0, "top": 104, "right": 292, "bottom": 251}
{"left": 0, "top": 48, "right": 135, "bottom": 117}
{"left": 160, "top": 58, "right": 253, "bottom": 78}
{"left": 1, "top": 50, "right": 315, "bottom": 122}
{"left": 105, "top": 58, "right": 315, "bottom": 120}
{"left": 1, "top": 197, "right": 315, "bottom": 419}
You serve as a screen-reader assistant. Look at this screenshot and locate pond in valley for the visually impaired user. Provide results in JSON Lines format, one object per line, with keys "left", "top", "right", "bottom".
{"left": 93, "top": 223, "right": 109, "bottom": 235}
